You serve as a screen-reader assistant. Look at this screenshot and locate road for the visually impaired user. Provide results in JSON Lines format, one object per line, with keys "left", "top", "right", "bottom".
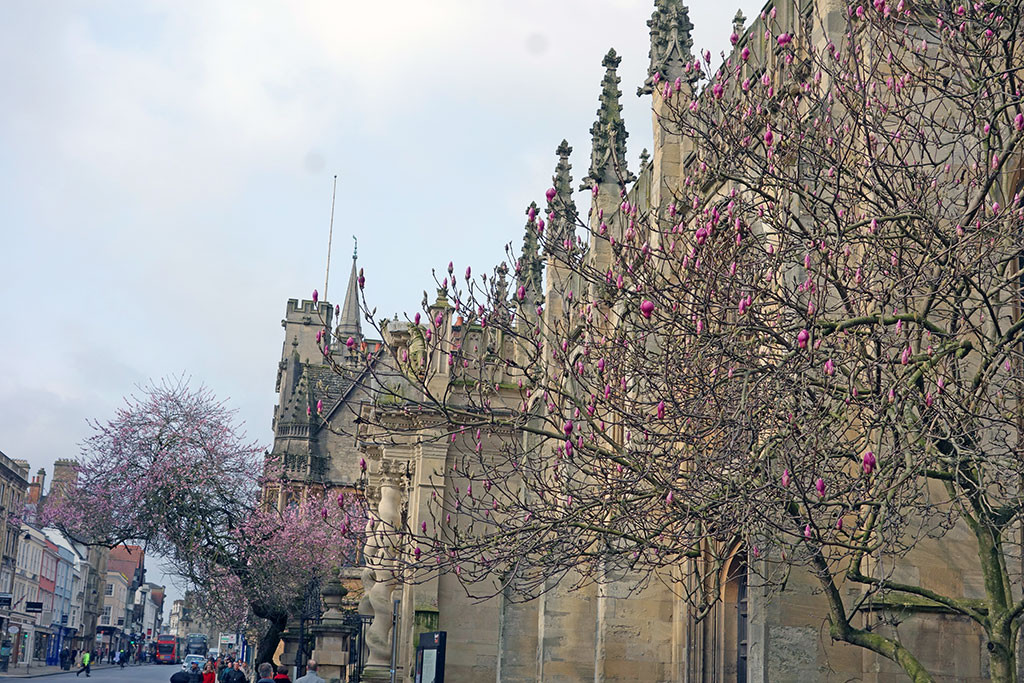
{"left": 38, "top": 664, "right": 185, "bottom": 682}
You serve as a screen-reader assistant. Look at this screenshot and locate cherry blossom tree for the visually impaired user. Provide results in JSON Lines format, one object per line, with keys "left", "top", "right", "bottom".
{"left": 326, "top": 2, "right": 1024, "bottom": 681}
{"left": 44, "top": 378, "right": 362, "bottom": 664}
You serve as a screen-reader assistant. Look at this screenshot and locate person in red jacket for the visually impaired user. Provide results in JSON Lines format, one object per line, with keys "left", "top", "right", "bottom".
{"left": 272, "top": 664, "right": 292, "bottom": 683}
{"left": 202, "top": 659, "right": 217, "bottom": 683}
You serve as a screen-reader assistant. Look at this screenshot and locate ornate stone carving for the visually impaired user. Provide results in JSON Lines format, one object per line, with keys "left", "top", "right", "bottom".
{"left": 583, "top": 49, "right": 635, "bottom": 188}
{"left": 639, "top": 0, "right": 696, "bottom": 95}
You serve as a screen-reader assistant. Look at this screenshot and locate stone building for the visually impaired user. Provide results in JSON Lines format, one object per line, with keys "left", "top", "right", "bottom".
{"left": 266, "top": 1, "right": 1021, "bottom": 681}
{"left": 343, "top": 1, "right": 1020, "bottom": 682}
{"left": 265, "top": 250, "right": 376, "bottom": 510}
{"left": 0, "top": 452, "right": 28, "bottom": 645}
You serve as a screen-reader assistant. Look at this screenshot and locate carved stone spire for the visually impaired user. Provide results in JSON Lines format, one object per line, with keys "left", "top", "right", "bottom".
{"left": 583, "top": 49, "right": 634, "bottom": 189}
{"left": 546, "top": 140, "right": 578, "bottom": 255}
{"left": 336, "top": 247, "right": 361, "bottom": 343}
{"left": 518, "top": 202, "right": 544, "bottom": 304}
{"left": 639, "top": 0, "right": 696, "bottom": 95}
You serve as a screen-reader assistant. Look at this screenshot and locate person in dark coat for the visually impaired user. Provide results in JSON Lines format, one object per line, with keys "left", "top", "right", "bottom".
{"left": 223, "top": 661, "right": 247, "bottom": 683}
{"left": 272, "top": 663, "right": 292, "bottom": 683}
{"left": 170, "top": 670, "right": 192, "bottom": 683}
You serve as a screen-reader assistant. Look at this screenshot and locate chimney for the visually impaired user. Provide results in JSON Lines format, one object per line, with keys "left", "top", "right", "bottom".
{"left": 27, "top": 476, "right": 41, "bottom": 505}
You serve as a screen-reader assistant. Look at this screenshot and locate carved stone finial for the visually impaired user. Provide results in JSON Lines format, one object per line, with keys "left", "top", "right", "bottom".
{"left": 546, "top": 140, "right": 578, "bottom": 255}
{"left": 639, "top": 0, "right": 696, "bottom": 95}
{"left": 733, "top": 9, "right": 747, "bottom": 38}
{"left": 584, "top": 49, "right": 634, "bottom": 188}
{"left": 518, "top": 202, "right": 544, "bottom": 304}
{"left": 639, "top": 148, "right": 650, "bottom": 168}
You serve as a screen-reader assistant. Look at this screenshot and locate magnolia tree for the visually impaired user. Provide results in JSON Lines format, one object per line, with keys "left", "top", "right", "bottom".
{"left": 45, "top": 379, "right": 362, "bottom": 664}
{"left": 327, "top": 3, "right": 1024, "bottom": 682}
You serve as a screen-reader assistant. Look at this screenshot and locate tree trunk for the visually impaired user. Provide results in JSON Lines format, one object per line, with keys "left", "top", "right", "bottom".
{"left": 988, "top": 639, "right": 1016, "bottom": 683}
{"left": 251, "top": 605, "right": 289, "bottom": 668}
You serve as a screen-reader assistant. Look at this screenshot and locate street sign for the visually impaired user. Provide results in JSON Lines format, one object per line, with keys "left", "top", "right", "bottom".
{"left": 25, "top": 602, "right": 42, "bottom": 614}
{"left": 6, "top": 626, "right": 18, "bottom": 635}
{"left": 0, "top": 594, "right": 11, "bottom": 609}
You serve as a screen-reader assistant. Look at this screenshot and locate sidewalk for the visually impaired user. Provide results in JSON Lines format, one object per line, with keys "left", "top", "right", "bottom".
{"left": 0, "top": 661, "right": 143, "bottom": 678}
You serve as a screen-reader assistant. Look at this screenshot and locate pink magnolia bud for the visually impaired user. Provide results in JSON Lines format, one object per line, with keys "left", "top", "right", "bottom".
{"left": 563, "top": 420, "right": 573, "bottom": 436}
{"left": 824, "top": 359, "right": 835, "bottom": 376}
{"left": 804, "top": 524, "right": 812, "bottom": 539}
{"left": 741, "top": 46, "right": 750, "bottom": 61}
{"left": 901, "top": 346, "right": 912, "bottom": 364}
{"left": 777, "top": 33, "right": 792, "bottom": 46}
{"left": 517, "top": 285, "right": 526, "bottom": 301}
{"left": 316, "top": 399, "right": 323, "bottom": 414}
{"left": 815, "top": 477, "right": 825, "bottom": 496}
{"left": 447, "top": 261, "right": 454, "bottom": 274}
{"left": 640, "top": 300, "right": 655, "bottom": 319}
{"left": 414, "top": 312, "right": 421, "bottom": 325}
{"left": 359, "top": 457, "right": 367, "bottom": 472}
{"left": 312, "top": 289, "right": 318, "bottom": 303}
{"left": 346, "top": 336, "right": 355, "bottom": 349}
{"left": 657, "top": 400, "right": 665, "bottom": 419}
{"left": 413, "top": 547, "right": 421, "bottom": 560}
{"left": 465, "top": 266, "right": 471, "bottom": 279}
{"left": 666, "top": 491, "right": 674, "bottom": 505}
{"left": 545, "top": 187, "right": 557, "bottom": 202}
{"left": 862, "top": 451, "right": 876, "bottom": 474}
{"left": 781, "top": 469, "right": 790, "bottom": 487}
{"left": 797, "top": 329, "right": 810, "bottom": 349}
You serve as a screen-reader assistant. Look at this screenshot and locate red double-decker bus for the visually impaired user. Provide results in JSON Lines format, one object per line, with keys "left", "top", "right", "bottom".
{"left": 155, "top": 633, "right": 179, "bottom": 664}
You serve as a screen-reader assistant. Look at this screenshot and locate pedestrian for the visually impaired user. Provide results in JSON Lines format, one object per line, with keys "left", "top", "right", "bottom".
{"left": 170, "top": 669, "right": 192, "bottom": 683}
{"left": 222, "top": 661, "right": 245, "bottom": 683}
{"left": 234, "top": 661, "right": 250, "bottom": 683}
{"left": 75, "top": 649, "right": 91, "bottom": 677}
{"left": 203, "top": 659, "right": 217, "bottom": 683}
{"left": 255, "top": 662, "right": 275, "bottom": 683}
{"left": 60, "top": 646, "right": 70, "bottom": 671}
{"left": 272, "top": 664, "right": 292, "bottom": 683}
{"left": 186, "top": 660, "right": 204, "bottom": 683}
{"left": 294, "top": 659, "right": 325, "bottom": 683}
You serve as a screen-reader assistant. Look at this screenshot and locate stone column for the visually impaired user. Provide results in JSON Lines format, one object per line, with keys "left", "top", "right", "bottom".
{"left": 309, "top": 578, "right": 350, "bottom": 683}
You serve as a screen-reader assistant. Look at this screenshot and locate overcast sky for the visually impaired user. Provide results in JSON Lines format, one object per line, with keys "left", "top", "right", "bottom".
{"left": 0, "top": 0, "right": 763, "bottom": 606}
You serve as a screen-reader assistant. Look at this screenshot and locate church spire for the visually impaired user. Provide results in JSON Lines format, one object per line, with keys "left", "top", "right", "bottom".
{"left": 639, "top": 0, "right": 696, "bottom": 95}
{"left": 336, "top": 241, "right": 361, "bottom": 343}
{"left": 518, "top": 202, "right": 544, "bottom": 305}
{"left": 546, "top": 140, "right": 578, "bottom": 255}
{"left": 583, "top": 49, "right": 634, "bottom": 189}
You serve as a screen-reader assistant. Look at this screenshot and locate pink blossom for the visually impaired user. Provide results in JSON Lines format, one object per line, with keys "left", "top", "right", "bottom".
{"left": 781, "top": 469, "right": 790, "bottom": 487}
{"left": 815, "top": 478, "right": 825, "bottom": 496}
{"left": 545, "top": 187, "right": 557, "bottom": 202}
{"left": 797, "top": 329, "right": 810, "bottom": 349}
{"left": 862, "top": 451, "right": 876, "bottom": 474}
{"left": 312, "top": 289, "right": 318, "bottom": 303}
{"left": 640, "top": 300, "right": 655, "bottom": 319}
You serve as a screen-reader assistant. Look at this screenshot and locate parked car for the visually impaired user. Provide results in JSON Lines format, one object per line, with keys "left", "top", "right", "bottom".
{"left": 181, "top": 654, "right": 206, "bottom": 672}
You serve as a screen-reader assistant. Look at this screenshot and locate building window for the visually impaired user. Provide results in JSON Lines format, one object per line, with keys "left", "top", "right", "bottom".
{"left": 105, "top": 583, "right": 113, "bottom": 596}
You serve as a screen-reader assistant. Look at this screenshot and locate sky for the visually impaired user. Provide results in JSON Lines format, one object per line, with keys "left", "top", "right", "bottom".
{"left": 0, "top": 0, "right": 764, "bottom": 607}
